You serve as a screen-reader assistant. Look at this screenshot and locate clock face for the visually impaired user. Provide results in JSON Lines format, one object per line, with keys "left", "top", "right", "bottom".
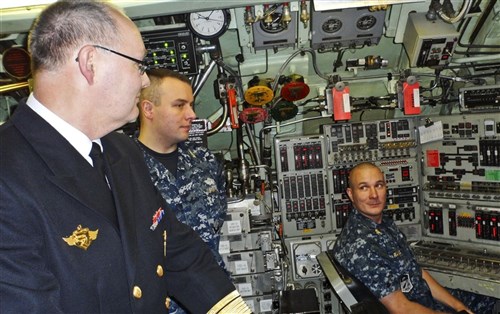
{"left": 188, "top": 10, "right": 230, "bottom": 40}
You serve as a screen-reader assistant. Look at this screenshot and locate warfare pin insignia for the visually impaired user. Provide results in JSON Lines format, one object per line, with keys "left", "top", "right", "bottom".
{"left": 62, "top": 225, "right": 99, "bottom": 250}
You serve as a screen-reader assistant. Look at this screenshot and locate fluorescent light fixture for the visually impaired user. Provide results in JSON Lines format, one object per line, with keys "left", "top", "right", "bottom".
{"left": 0, "top": 0, "right": 57, "bottom": 10}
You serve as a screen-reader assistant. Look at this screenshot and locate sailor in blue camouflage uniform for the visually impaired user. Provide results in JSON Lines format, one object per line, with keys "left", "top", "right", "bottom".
{"left": 136, "top": 141, "right": 227, "bottom": 269}
{"left": 333, "top": 162, "right": 497, "bottom": 313}
{"left": 136, "top": 69, "right": 228, "bottom": 314}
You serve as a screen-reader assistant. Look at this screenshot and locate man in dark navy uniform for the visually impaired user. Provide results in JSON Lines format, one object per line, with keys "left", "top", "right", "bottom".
{"left": 333, "top": 162, "right": 497, "bottom": 313}
{"left": 136, "top": 69, "right": 229, "bottom": 313}
{"left": 0, "top": 1, "right": 249, "bottom": 313}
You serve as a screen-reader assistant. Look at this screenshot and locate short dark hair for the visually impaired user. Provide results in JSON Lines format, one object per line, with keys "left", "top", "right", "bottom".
{"left": 28, "top": 0, "right": 119, "bottom": 72}
{"left": 139, "top": 69, "right": 192, "bottom": 105}
{"left": 147, "top": 68, "right": 191, "bottom": 85}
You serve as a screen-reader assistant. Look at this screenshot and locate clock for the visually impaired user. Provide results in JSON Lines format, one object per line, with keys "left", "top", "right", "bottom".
{"left": 187, "top": 9, "right": 231, "bottom": 40}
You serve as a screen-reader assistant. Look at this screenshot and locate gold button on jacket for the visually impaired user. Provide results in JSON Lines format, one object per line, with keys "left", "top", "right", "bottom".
{"left": 165, "top": 297, "right": 171, "bottom": 309}
{"left": 133, "top": 286, "right": 142, "bottom": 299}
{"left": 156, "top": 265, "right": 164, "bottom": 277}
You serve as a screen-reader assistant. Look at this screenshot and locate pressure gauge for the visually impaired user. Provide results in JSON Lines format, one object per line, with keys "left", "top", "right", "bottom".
{"left": 244, "top": 85, "right": 274, "bottom": 106}
{"left": 322, "top": 18, "right": 343, "bottom": 34}
{"left": 259, "top": 12, "right": 286, "bottom": 34}
{"left": 187, "top": 9, "right": 231, "bottom": 40}
{"left": 356, "top": 14, "right": 377, "bottom": 30}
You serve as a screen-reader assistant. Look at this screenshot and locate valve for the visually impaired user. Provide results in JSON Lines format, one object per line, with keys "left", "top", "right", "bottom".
{"left": 244, "top": 6, "right": 255, "bottom": 26}
{"left": 281, "top": 2, "right": 292, "bottom": 28}
{"left": 300, "top": 0, "right": 310, "bottom": 28}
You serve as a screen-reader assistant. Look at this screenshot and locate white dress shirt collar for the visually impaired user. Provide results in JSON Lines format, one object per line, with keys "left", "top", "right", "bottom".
{"left": 26, "top": 93, "right": 102, "bottom": 165}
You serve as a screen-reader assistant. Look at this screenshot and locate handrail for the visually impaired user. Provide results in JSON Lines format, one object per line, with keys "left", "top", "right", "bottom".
{"left": 0, "top": 81, "right": 30, "bottom": 94}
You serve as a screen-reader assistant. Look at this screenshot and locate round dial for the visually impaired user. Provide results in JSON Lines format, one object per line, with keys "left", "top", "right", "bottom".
{"left": 244, "top": 85, "right": 274, "bottom": 106}
{"left": 356, "top": 15, "right": 377, "bottom": 30}
{"left": 259, "top": 12, "right": 286, "bottom": 34}
{"left": 322, "top": 18, "right": 342, "bottom": 34}
{"left": 188, "top": 10, "right": 230, "bottom": 40}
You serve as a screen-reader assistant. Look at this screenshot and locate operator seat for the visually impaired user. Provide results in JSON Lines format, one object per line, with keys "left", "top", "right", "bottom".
{"left": 317, "top": 251, "right": 389, "bottom": 314}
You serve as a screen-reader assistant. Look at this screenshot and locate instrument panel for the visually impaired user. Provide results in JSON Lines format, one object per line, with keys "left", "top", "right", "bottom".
{"left": 273, "top": 113, "right": 500, "bottom": 304}
{"left": 419, "top": 113, "right": 500, "bottom": 244}
{"left": 141, "top": 26, "right": 199, "bottom": 75}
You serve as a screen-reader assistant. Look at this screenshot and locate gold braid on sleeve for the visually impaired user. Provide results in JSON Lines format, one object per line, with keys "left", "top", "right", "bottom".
{"left": 207, "top": 290, "right": 252, "bottom": 314}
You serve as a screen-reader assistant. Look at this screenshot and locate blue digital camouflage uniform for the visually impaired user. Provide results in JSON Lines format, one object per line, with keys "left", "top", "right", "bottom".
{"left": 136, "top": 139, "right": 228, "bottom": 314}
{"left": 333, "top": 209, "right": 498, "bottom": 313}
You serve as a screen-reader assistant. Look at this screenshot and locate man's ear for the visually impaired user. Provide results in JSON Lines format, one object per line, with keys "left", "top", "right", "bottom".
{"left": 346, "top": 188, "right": 353, "bottom": 202}
{"left": 140, "top": 100, "right": 154, "bottom": 119}
{"left": 75, "top": 46, "right": 96, "bottom": 85}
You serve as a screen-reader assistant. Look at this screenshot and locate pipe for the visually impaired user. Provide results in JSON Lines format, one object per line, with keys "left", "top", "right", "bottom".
{"left": 0, "top": 81, "right": 29, "bottom": 94}
{"left": 450, "top": 54, "right": 500, "bottom": 63}
{"left": 245, "top": 123, "right": 261, "bottom": 165}
{"left": 236, "top": 126, "right": 250, "bottom": 195}
{"left": 193, "top": 59, "right": 217, "bottom": 97}
{"left": 438, "top": 0, "right": 472, "bottom": 23}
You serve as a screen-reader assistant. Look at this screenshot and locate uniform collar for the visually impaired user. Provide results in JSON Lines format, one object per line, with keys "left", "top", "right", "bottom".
{"left": 351, "top": 208, "right": 391, "bottom": 230}
{"left": 26, "top": 93, "right": 100, "bottom": 165}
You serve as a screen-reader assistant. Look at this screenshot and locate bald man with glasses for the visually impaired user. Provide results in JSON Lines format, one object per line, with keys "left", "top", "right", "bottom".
{"left": 0, "top": 1, "right": 249, "bottom": 313}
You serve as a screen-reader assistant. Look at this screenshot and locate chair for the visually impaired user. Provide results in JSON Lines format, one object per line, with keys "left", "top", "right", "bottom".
{"left": 317, "top": 251, "right": 389, "bottom": 314}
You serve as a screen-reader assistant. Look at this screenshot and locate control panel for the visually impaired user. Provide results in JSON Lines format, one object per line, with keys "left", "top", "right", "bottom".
{"left": 311, "top": 6, "right": 386, "bottom": 50}
{"left": 275, "top": 118, "right": 423, "bottom": 312}
{"left": 275, "top": 135, "right": 332, "bottom": 238}
{"left": 403, "top": 12, "right": 459, "bottom": 67}
{"left": 323, "top": 119, "right": 417, "bottom": 164}
{"left": 275, "top": 119, "right": 422, "bottom": 237}
{"left": 459, "top": 85, "right": 500, "bottom": 113}
{"left": 141, "top": 26, "right": 198, "bottom": 75}
{"left": 323, "top": 119, "right": 421, "bottom": 231}
{"left": 411, "top": 240, "right": 500, "bottom": 297}
{"left": 419, "top": 113, "right": 500, "bottom": 244}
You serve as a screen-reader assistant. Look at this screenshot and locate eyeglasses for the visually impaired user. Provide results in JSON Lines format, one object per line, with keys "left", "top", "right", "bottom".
{"left": 93, "top": 45, "right": 149, "bottom": 75}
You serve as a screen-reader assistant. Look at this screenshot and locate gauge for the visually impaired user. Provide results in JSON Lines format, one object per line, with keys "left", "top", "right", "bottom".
{"left": 187, "top": 9, "right": 230, "bottom": 40}
{"left": 244, "top": 85, "right": 274, "bottom": 106}
{"left": 322, "top": 18, "right": 343, "bottom": 34}
{"left": 239, "top": 107, "right": 268, "bottom": 124}
{"left": 259, "top": 12, "right": 286, "bottom": 34}
{"left": 356, "top": 14, "right": 377, "bottom": 30}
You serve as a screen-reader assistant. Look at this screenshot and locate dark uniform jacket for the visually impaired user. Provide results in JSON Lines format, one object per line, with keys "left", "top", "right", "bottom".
{"left": 333, "top": 209, "right": 434, "bottom": 306}
{"left": 333, "top": 209, "right": 499, "bottom": 313}
{"left": 0, "top": 103, "right": 235, "bottom": 313}
{"left": 136, "top": 140, "right": 228, "bottom": 314}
